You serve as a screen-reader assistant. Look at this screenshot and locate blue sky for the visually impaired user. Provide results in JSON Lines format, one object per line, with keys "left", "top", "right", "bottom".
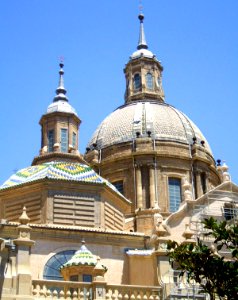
{"left": 0, "top": 0, "right": 238, "bottom": 184}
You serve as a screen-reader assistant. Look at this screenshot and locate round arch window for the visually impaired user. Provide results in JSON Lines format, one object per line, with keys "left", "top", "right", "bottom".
{"left": 146, "top": 73, "right": 153, "bottom": 89}
{"left": 133, "top": 73, "right": 141, "bottom": 90}
{"left": 43, "top": 250, "right": 76, "bottom": 281}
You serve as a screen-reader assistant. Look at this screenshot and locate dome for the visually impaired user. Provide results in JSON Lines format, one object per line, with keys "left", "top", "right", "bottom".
{"left": 130, "top": 48, "right": 155, "bottom": 60}
{"left": 46, "top": 100, "right": 78, "bottom": 116}
{"left": 88, "top": 101, "right": 212, "bottom": 154}
{"left": 0, "top": 161, "right": 124, "bottom": 196}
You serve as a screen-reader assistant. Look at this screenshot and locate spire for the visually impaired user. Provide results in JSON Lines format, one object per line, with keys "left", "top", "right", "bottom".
{"left": 137, "top": 13, "right": 148, "bottom": 50}
{"left": 53, "top": 62, "right": 68, "bottom": 102}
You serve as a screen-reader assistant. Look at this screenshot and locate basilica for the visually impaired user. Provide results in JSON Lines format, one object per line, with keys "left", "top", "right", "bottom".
{"left": 0, "top": 12, "right": 237, "bottom": 300}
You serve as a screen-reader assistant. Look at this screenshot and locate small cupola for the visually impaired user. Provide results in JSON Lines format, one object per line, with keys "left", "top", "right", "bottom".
{"left": 60, "top": 241, "right": 107, "bottom": 282}
{"left": 32, "top": 63, "right": 84, "bottom": 165}
{"left": 124, "top": 13, "right": 164, "bottom": 104}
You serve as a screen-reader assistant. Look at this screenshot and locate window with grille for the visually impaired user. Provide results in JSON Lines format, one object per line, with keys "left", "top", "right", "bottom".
{"left": 61, "top": 128, "right": 68, "bottom": 152}
{"left": 134, "top": 73, "right": 141, "bottom": 90}
{"left": 146, "top": 73, "right": 153, "bottom": 89}
{"left": 43, "top": 250, "right": 76, "bottom": 281}
{"left": 48, "top": 129, "right": 54, "bottom": 152}
{"left": 168, "top": 178, "right": 181, "bottom": 212}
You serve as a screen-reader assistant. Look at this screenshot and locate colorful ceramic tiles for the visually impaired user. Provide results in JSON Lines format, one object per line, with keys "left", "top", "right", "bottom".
{"left": 1, "top": 161, "right": 107, "bottom": 189}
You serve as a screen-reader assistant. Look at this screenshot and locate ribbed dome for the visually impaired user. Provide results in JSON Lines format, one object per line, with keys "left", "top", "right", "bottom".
{"left": 88, "top": 101, "right": 212, "bottom": 154}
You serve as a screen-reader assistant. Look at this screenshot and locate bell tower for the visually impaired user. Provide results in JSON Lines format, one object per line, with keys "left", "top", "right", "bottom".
{"left": 32, "top": 63, "right": 84, "bottom": 165}
{"left": 124, "top": 14, "right": 164, "bottom": 104}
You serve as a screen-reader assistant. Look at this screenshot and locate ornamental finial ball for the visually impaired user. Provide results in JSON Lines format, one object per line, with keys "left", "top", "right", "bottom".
{"left": 138, "top": 13, "right": 144, "bottom": 22}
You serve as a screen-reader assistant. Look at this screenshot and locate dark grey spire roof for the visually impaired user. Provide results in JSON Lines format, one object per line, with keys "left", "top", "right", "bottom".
{"left": 46, "top": 63, "right": 77, "bottom": 116}
{"left": 53, "top": 63, "right": 68, "bottom": 102}
{"left": 137, "top": 13, "right": 148, "bottom": 50}
{"left": 130, "top": 13, "right": 155, "bottom": 60}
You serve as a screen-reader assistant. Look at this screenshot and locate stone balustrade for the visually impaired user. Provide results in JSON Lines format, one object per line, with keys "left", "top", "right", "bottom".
{"left": 105, "top": 284, "right": 162, "bottom": 300}
{"left": 32, "top": 280, "right": 162, "bottom": 300}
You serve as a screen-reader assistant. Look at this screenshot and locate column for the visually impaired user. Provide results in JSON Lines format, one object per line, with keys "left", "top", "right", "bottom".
{"left": 149, "top": 164, "right": 156, "bottom": 208}
{"left": 135, "top": 164, "right": 143, "bottom": 209}
{"left": 195, "top": 171, "right": 203, "bottom": 198}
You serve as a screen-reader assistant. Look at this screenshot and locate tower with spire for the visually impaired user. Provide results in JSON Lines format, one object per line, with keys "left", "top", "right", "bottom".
{"left": 32, "top": 63, "right": 83, "bottom": 165}
{"left": 124, "top": 13, "right": 164, "bottom": 103}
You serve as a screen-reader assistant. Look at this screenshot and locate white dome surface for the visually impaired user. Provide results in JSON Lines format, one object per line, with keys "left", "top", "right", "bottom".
{"left": 131, "top": 48, "right": 155, "bottom": 59}
{"left": 88, "top": 102, "right": 212, "bottom": 154}
{"left": 47, "top": 100, "right": 78, "bottom": 116}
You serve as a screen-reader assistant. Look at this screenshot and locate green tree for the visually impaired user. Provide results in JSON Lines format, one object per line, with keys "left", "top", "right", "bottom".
{"left": 167, "top": 217, "right": 238, "bottom": 300}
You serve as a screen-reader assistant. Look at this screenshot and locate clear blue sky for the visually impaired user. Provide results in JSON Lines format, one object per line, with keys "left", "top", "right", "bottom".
{"left": 0, "top": 1, "right": 238, "bottom": 184}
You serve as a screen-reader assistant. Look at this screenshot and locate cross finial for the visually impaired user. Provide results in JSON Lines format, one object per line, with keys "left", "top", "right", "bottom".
{"left": 139, "top": 0, "right": 143, "bottom": 14}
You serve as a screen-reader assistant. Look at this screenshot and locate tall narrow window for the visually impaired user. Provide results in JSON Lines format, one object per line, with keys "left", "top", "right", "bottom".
{"left": 146, "top": 73, "right": 153, "bottom": 90}
{"left": 48, "top": 130, "right": 54, "bottom": 152}
{"left": 72, "top": 132, "right": 77, "bottom": 148}
{"left": 141, "top": 166, "right": 150, "bottom": 209}
{"left": 201, "top": 172, "right": 207, "bottom": 194}
{"left": 168, "top": 178, "right": 181, "bottom": 212}
{"left": 61, "top": 128, "right": 68, "bottom": 153}
{"left": 134, "top": 73, "right": 141, "bottom": 90}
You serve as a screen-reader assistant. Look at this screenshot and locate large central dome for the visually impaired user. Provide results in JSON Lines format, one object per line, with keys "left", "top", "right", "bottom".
{"left": 84, "top": 13, "right": 220, "bottom": 222}
{"left": 88, "top": 101, "right": 212, "bottom": 154}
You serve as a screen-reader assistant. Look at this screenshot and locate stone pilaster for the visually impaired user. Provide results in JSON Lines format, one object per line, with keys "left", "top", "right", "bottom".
{"left": 149, "top": 164, "right": 156, "bottom": 208}
{"left": 135, "top": 164, "right": 143, "bottom": 209}
{"left": 195, "top": 171, "right": 203, "bottom": 198}
{"left": 13, "top": 207, "right": 35, "bottom": 300}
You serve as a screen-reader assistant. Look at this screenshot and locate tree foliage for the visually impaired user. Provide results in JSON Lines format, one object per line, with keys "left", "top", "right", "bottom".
{"left": 167, "top": 217, "right": 238, "bottom": 300}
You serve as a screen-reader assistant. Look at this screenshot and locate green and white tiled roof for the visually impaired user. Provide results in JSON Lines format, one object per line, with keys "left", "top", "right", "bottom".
{"left": 0, "top": 161, "right": 121, "bottom": 196}
{"left": 60, "top": 243, "right": 97, "bottom": 269}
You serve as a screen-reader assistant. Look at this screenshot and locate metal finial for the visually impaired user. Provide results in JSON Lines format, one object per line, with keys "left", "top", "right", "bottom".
{"left": 53, "top": 61, "right": 68, "bottom": 102}
{"left": 137, "top": 10, "right": 148, "bottom": 50}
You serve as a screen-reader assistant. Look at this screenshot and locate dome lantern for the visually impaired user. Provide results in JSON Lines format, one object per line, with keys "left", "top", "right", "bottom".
{"left": 124, "top": 13, "right": 165, "bottom": 104}
{"left": 32, "top": 63, "right": 83, "bottom": 165}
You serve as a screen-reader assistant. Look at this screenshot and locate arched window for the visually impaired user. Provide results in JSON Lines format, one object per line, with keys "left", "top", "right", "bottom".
{"left": 43, "top": 250, "right": 76, "bottom": 281}
{"left": 146, "top": 73, "right": 153, "bottom": 89}
{"left": 168, "top": 178, "right": 181, "bottom": 212}
{"left": 61, "top": 128, "right": 68, "bottom": 153}
{"left": 133, "top": 73, "right": 141, "bottom": 90}
{"left": 48, "top": 129, "right": 54, "bottom": 152}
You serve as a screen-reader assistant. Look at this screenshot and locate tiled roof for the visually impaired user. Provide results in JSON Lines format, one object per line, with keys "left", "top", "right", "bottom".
{"left": 88, "top": 102, "right": 212, "bottom": 154}
{"left": 0, "top": 162, "right": 125, "bottom": 199}
{"left": 4, "top": 222, "right": 146, "bottom": 237}
{"left": 60, "top": 244, "right": 97, "bottom": 269}
{"left": 126, "top": 249, "right": 153, "bottom": 256}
